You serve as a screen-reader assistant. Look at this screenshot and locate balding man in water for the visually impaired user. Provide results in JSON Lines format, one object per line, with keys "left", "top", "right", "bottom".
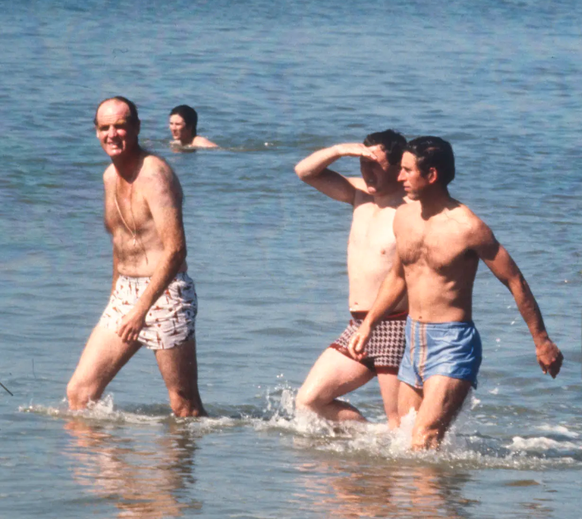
{"left": 349, "top": 136, "right": 563, "bottom": 449}
{"left": 67, "top": 96, "right": 206, "bottom": 417}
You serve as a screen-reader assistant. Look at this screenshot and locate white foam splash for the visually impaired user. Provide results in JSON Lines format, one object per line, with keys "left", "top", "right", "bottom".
{"left": 509, "top": 436, "right": 582, "bottom": 452}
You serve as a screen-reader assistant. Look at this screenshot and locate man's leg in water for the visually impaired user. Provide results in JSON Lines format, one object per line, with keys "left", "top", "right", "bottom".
{"left": 398, "top": 381, "right": 423, "bottom": 420}
{"left": 67, "top": 326, "right": 142, "bottom": 410}
{"left": 410, "top": 375, "right": 472, "bottom": 450}
{"left": 296, "top": 348, "right": 375, "bottom": 421}
{"left": 155, "top": 338, "right": 207, "bottom": 418}
{"left": 377, "top": 372, "right": 401, "bottom": 429}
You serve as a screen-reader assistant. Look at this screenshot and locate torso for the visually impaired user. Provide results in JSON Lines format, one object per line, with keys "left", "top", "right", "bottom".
{"left": 395, "top": 200, "right": 480, "bottom": 322}
{"left": 103, "top": 154, "right": 187, "bottom": 277}
{"left": 347, "top": 186, "right": 407, "bottom": 312}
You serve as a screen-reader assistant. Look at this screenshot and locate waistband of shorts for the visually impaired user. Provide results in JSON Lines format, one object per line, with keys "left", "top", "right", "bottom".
{"left": 406, "top": 316, "right": 475, "bottom": 328}
{"left": 117, "top": 272, "right": 192, "bottom": 284}
{"left": 350, "top": 310, "right": 408, "bottom": 321}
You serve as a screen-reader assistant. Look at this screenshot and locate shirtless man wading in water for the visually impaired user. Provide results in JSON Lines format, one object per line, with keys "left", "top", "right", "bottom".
{"left": 67, "top": 97, "right": 206, "bottom": 417}
{"left": 294, "top": 130, "right": 408, "bottom": 428}
{"left": 349, "top": 136, "right": 563, "bottom": 448}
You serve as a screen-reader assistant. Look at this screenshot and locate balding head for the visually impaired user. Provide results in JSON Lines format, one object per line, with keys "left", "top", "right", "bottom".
{"left": 94, "top": 96, "right": 139, "bottom": 127}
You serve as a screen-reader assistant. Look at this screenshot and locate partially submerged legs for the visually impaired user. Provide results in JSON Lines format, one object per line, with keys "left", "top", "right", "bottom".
{"left": 296, "top": 348, "right": 375, "bottom": 422}
{"left": 67, "top": 326, "right": 141, "bottom": 410}
{"left": 377, "top": 371, "right": 401, "bottom": 429}
{"left": 398, "top": 375, "right": 472, "bottom": 450}
{"left": 155, "top": 339, "right": 206, "bottom": 417}
{"left": 67, "top": 326, "right": 206, "bottom": 417}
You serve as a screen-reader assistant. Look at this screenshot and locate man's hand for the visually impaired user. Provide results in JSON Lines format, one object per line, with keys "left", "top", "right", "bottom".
{"left": 117, "top": 306, "right": 147, "bottom": 343}
{"left": 535, "top": 338, "right": 563, "bottom": 378}
{"left": 348, "top": 322, "right": 372, "bottom": 361}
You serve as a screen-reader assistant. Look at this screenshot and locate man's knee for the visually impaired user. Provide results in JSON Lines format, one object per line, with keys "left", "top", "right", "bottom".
{"left": 295, "top": 384, "right": 323, "bottom": 412}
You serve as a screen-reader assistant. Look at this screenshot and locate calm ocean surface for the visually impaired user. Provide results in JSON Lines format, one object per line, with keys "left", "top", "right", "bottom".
{"left": 1, "top": 1, "right": 581, "bottom": 517}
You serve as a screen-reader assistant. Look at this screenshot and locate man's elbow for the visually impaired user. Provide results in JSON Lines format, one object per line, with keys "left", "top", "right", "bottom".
{"left": 171, "top": 245, "right": 187, "bottom": 265}
{"left": 294, "top": 163, "right": 312, "bottom": 181}
{"left": 506, "top": 271, "right": 529, "bottom": 293}
{"left": 294, "top": 165, "right": 305, "bottom": 180}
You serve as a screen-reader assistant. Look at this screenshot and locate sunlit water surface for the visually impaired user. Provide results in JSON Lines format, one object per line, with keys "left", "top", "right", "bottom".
{"left": 1, "top": 1, "right": 581, "bottom": 518}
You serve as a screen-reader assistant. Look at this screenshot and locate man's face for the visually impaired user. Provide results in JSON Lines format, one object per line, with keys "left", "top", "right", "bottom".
{"left": 359, "top": 145, "right": 394, "bottom": 195}
{"left": 398, "top": 151, "right": 429, "bottom": 200}
{"left": 169, "top": 114, "right": 192, "bottom": 142}
{"left": 95, "top": 100, "right": 139, "bottom": 158}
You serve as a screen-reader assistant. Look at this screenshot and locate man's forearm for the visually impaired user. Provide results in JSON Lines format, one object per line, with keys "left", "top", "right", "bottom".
{"left": 134, "top": 248, "right": 186, "bottom": 314}
{"left": 363, "top": 272, "right": 407, "bottom": 329}
{"left": 294, "top": 146, "right": 342, "bottom": 180}
{"left": 508, "top": 273, "right": 548, "bottom": 342}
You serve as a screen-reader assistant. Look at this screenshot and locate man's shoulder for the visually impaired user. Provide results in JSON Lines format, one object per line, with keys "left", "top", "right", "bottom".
{"left": 140, "top": 154, "right": 175, "bottom": 183}
{"left": 395, "top": 199, "right": 419, "bottom": 216}
{"left": 103, "top": 163, "right": 116, "bottom": 183}
{"left": 449, "top": 201, "right": 485, "bottom": 229}
{"left": 446, "top": 201, "right": 493, "bottom": 244}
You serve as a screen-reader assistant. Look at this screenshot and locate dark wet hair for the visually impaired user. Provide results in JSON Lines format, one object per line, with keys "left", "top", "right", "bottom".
{"left": 170, "top": 105, "right": 198, "bottom": 136}
{"left": 405, "top": 136, "right": 455, "bottom": 186}
{"left": 363, "top": 129, "right": 407, "bottom": 166}
{"left": 94, "top": 96, "right": 140, "bottom": 126}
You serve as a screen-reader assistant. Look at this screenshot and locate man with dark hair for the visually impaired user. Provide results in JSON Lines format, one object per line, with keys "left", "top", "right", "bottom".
{"left": 67, "top": 97, "right": 206, "bottom": 417}
{"left": 169, "top": 104, "right": 218, "bottom": 149}
{"left": 294, "top": 130, "right": 408, "bottom": 428}
{"left": 349, "top": 136, "right": 563, "bottom": 448}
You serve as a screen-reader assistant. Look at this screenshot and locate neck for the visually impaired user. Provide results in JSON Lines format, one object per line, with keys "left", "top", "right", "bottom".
{"left": 112, "top": 145, "right": 143, "bottom": 183}
{"left": 373, "top": 183, "right": 406, "bottom": 208}
{"left": 418, "top": 185, "right": 451, "bottom": 217}
{"left": 180, "top": 129, "right": 195, "bottom": 146}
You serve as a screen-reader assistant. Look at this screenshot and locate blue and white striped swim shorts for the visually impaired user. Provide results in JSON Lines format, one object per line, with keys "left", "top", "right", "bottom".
{"left": 398, "top": 317, "right": 482, "bottom": 389}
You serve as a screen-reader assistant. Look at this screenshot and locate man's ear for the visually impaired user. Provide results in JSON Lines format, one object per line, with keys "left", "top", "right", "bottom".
{"left": 427, "top": 167, "right": 439, "bottom": 185}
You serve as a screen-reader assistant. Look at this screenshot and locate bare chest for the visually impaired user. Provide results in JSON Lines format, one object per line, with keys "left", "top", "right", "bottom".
{"left": 104, "top": 182, "right": 152, "bottom": 237}
{"left": 348, "top": 203, "right": 397, "bottom": 258}
{"left": 397, "top": 219, "right": 474, "bottom": 272}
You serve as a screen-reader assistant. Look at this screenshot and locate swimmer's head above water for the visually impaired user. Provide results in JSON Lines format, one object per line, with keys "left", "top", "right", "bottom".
{"left": 169, "top": 105, "right": 198, "bottom": 145}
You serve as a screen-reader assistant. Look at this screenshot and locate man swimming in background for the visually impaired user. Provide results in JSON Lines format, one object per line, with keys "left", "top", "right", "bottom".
{"left": 349, "top": 136, "right": 563, "bottom": 449}
{"left": 67, "top": 96, "right": 206, "bottom": 417}
{"left": 169, "top": 105, "right": 218, "bottom": 149}
{"left": 294, "top": 130, "right": 408, "bottom": 428}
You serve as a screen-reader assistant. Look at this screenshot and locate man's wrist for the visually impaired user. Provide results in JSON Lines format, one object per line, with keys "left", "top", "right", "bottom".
{"left": 331, "top": 144, "right": 344, "bottom": 157}
{"left": 533, "top": 332, "right": 550, "bottom": 346}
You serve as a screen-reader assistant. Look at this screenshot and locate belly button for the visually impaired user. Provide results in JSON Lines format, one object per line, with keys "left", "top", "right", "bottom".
{"left": 381, "top": 249, "right": 386, "bottom": 255}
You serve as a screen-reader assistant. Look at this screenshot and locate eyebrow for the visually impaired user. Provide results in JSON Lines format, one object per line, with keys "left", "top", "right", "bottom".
{"left": 97, "top": 118, "right": 130, "bottom": 128}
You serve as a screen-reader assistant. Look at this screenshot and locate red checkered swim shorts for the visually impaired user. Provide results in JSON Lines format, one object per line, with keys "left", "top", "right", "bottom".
{"left": 330, "top": 311, "right": 407, "bottom": 375}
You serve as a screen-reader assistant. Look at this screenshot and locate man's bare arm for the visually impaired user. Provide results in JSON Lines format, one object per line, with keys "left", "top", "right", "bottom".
{"left": 294, "top": 143, "right": 377, "bottom": 205}
{"left": 348, "top": 253, "right": 407, "bottom": 360}
{"left": 474, "top": 222, "right": 563, "bottom": 378}
{"left": 116, "top": 159, "right": 187, "bottom": 343}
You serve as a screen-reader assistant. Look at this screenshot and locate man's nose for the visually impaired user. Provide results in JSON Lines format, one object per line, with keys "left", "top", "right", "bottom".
{"left": 107, "top": 126, "right": 118, "bottom": 137}
{"left": 397, "top": 169, "right": 405, "bottom": 181}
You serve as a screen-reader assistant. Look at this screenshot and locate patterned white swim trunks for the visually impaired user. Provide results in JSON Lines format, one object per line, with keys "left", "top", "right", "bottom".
{"left": 98, "top": 273, "right": 197, "bottom": 350}
{"left": 330, "top": 311, "right": 407, "bottom": 374}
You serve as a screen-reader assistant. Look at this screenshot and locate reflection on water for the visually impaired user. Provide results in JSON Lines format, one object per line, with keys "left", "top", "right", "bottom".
{"left": 293, "top": 455, "right": 476, "bottom": 518}
{"left": 64, "top": 418, "right": 202, "bottom": 518}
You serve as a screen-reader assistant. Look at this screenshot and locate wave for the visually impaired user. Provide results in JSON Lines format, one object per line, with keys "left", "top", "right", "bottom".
{"left": 20, "top": 385, "right": 582, "bottom": 470}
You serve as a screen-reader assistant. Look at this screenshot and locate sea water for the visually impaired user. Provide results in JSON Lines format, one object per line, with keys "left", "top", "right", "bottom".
{"left": 1, "top": 0, "right": 581, "bottom": 517}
